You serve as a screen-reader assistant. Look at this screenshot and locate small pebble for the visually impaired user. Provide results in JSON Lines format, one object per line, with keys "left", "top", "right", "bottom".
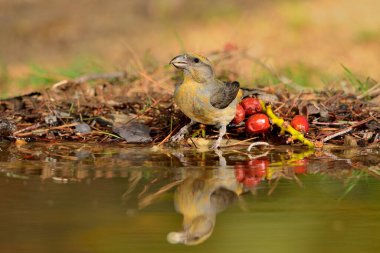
{"left": 75, "top": 123, "right": 92, "bottom": 134}
{"left": 0, "top": 118, "right": 16, "bottom": 137}
{"left": 45, "top": 115, "right": 58, "bottom": 125}
{"left": 113, "top": 122, "right": 152, "bottom": 143}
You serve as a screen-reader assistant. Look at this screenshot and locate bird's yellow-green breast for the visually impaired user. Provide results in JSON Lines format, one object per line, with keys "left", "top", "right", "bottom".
{"left": 174, "top": 79, "right": 240, "bottom": 125}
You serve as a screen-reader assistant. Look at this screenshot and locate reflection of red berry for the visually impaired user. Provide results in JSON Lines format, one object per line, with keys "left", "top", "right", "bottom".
{"left": 233, "top": 104, "right": 246, "bottom": 124}
{"left": 234, "top": 164, "right": 245, "bottom": 182}
{"left": 247, "top": 159, "right": 269, "bottom": 178}
{"left": 294, "top": 158, "right": 308, "bottom": 174}
{"left": 246, "top": 114, "right": 270, "bottom": 134}
{"left": 241, "top": 98, "right": 262, "bottom": 115}
{"left": 291, "top": 115, "right": 309, "bottom": 133}
{"left": 243, "top": 176, "right": 255, "bottom": 187}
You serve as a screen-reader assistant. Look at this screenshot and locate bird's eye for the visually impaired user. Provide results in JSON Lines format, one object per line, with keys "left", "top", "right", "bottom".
{"left": 192, "top": 236, "right": 200, "bottom": 241}
{"left": 193, "top": 58, "right": 200, "bottom": 63}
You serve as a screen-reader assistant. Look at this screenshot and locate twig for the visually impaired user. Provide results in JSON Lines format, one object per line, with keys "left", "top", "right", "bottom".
{"left": 274, "top": 102, "right": 286, "bottom": 112}
{"left": 14, "top": 123, "right": 79, "bottom": 137}
{"left": 312, "top": 121, "right": 357, "bottom": 126}
{"left": 322, "top": 128, "right": 353, "bottom": 143}
{"left": 321, "top": 115, "right": 375, "bottom": 143}
{"left": 247, "top": 142, "right": 270, "bottom": 151}
{"left": 13, "top": 123, "right": 41, "bottom": 135}
{"left": 222, "top": 136, "right": 258, "bottom": 147}
{"left": 157, "top": 125, "right": 180, "bottom": 146}
{"left": 248, "top": 151, "right": 270, "bottom": 160}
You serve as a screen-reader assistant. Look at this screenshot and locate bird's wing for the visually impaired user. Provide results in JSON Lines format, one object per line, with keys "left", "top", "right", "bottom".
{"left": 210, "top": 187, "right": 238, "bottom": 213}
{"left": 210, "top": 81, "right": 240, "bottom": 109}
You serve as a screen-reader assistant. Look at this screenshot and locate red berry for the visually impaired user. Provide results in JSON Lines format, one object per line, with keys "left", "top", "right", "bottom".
{"left": 291, "top": 115, "right": 309, "bottom": 133}
{"left": 233, "top": 104, "right": 246, "bottom": 124}
{"left": 241, "top": 98, "right": 262, "bottom": 115}
{"left": 245, "top": 114, "right": 270, "bottom": 134}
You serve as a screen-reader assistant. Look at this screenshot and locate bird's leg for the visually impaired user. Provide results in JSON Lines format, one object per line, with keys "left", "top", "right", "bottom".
{"left": 214, "top": 149, "right": 226, "bottom": 167}
{"left": 211, "top": 124, "right": 227, "bottom": 149}
{"left": 170, "top": 120, "right": 196, "bottom": 143}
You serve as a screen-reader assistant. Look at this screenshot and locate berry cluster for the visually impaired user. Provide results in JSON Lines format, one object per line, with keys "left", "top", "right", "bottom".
{"left": 233, "top": 98, "right": 310, "bottom": 136}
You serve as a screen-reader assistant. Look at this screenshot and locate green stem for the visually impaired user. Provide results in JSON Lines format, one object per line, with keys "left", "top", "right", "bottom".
{"left": 260, "top": 100, "right": 315, "bottom": 148}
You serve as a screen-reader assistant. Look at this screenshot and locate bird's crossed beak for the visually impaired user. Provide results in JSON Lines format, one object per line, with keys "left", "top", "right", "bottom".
{"left": 170, "top": 54, "right": 188, "bottom": 69}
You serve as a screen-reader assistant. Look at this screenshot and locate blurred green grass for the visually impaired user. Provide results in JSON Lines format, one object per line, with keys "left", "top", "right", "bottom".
{"left": 1, "top": 56, "right": 374, "bottom": 101}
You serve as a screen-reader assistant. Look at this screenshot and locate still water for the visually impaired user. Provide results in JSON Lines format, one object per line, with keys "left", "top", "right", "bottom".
{"left": 0, "top": 142, "right": 379, "bottom": 253}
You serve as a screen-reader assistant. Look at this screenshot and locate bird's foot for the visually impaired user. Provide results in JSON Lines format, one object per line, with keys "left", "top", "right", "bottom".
{"left": 170, "top": 132, "right": 185, "bottom": 143}
{"left": 170, "top": 127, "right": 188, "bottom": 143}
{"left": 211, "top": 139, "right": 222, "bottom": 149}
{"left": 170, "top": 121, "right": 196, "bottom": 143}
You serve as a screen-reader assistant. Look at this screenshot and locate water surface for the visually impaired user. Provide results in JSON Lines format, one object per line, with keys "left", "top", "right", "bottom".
{"left": 0, "top": 142, "right": 379, "bottom": 253}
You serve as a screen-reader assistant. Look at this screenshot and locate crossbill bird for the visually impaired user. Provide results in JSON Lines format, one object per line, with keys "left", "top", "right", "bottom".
{"left": 169, "top": 53, "right": 260, "bottom": 149}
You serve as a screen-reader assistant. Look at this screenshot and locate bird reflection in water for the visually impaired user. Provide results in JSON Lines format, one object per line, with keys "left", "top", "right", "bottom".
{"left": 167, "top": 150, "right": 244, "bottom": 245}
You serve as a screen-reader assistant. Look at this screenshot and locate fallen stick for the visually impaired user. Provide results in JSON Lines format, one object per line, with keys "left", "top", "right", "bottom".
{"left": 321, "top": 115, "right": 376, "bottom": 143}
{"left": 13, "top": 123, "right": 41, "bottom": 135}
{"left": 14, "top": 122, "right": 79, "bottom": 137}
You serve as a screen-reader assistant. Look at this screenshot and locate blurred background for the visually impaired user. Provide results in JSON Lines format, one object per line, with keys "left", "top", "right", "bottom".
{"left": 1, "top": 0, "right": 380, "bottom": 96}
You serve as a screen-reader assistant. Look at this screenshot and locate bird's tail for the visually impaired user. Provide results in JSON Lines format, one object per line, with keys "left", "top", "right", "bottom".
{"left": 240, "top": 87, "right": 278, "bottom": 102}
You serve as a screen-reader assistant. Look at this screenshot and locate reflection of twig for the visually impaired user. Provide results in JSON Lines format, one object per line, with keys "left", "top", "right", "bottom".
{"left": 230, "top": 149, "right": 269, "bottom": 160}
{"left": 138, "top": 178, "right": 159, "bottom": 198}
{"left": 339, "top": 170, "right": 365, "bottom": 201}
{"left": 237, "top": 195, "right": 249, "bottom": 212}
{"left": 367, "top": 166, "right": 380, "bottom": 178}
{"left": 267, "top": 175, "right": 282, "bottom": 196}
{"left": 292, "top": 174, "right": 304, "bottom": 188}
{"left": 322, "top": 150, "right": 352, "bottom": 165}
{"left": 138, "top": 180, "right": 183, "bottom": 209}
{"left": 122, "top": 171, "right": 143, "bottom": 202}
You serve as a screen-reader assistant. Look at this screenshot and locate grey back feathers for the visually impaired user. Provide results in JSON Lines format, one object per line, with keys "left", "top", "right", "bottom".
{"left": 210, "top": 81, "right": 240, "bottom": 109}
